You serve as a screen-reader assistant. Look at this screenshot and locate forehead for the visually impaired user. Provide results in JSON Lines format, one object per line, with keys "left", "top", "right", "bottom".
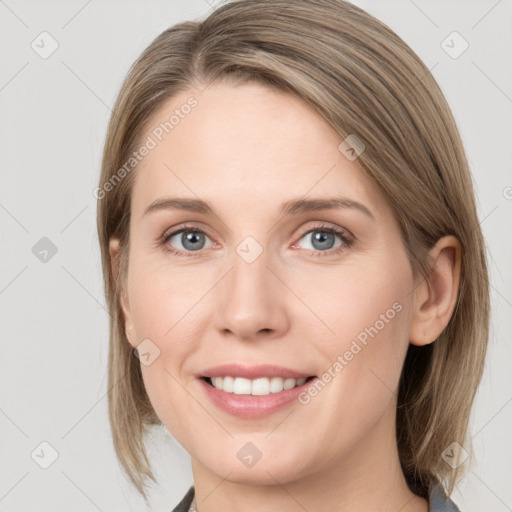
{"left": 130, "top": 81, "right": 387, "bottom": 220}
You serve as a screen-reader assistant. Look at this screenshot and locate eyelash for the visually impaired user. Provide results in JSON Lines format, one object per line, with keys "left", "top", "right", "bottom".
{"left": 159, "top": 223, "right": 354, "bottom": 258}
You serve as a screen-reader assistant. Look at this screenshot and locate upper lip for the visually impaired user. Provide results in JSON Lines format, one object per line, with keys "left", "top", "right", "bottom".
{"left": 199, "top": 363, "right": 314, "bottom": 380}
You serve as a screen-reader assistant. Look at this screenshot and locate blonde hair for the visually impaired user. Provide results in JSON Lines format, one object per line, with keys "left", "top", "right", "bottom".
{"left": 97, "top": 0, "right": 489, "bottom": 501}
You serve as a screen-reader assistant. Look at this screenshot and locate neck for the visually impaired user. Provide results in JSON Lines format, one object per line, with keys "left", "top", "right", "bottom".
{"left": 190, "top": 404, "right": 428, "bottom": 512}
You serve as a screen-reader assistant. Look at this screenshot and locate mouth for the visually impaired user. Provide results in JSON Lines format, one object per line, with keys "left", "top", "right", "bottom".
{"left": 201, "top": 375, "right": 316, "bottom": 396}
{"left": 197, "top": 363, "right": 318, "bottom": 418}
{"left": 196, "top": 364, "right": 318, "bottom": 418}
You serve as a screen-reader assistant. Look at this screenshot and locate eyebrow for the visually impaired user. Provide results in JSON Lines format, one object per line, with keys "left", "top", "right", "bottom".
{"left": 142, "top": 196, "right": 375, "bottom": 221}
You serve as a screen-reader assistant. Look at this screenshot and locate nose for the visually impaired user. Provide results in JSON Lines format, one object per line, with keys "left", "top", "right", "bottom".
{"left": 214, "top": 247, "right": 290, "bottom": 342}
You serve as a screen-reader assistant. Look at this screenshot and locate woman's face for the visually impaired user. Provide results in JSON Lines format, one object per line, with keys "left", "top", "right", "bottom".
{"left": 115, "top": 81, "right": 418, "bottom": 485}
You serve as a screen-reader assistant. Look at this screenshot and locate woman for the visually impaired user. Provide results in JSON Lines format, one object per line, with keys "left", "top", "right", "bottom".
{"left": 96, "top": 1, "right": 490, "bottom": 510}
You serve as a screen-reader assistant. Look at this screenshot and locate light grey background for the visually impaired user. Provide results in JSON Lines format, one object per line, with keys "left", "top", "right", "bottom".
{"left": 1, "top": 1, "right": 511, "bottom": 510}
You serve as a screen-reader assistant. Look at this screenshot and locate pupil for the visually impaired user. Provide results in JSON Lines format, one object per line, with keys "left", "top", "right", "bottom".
{"left": 183, "top": 231, "right": 204, "bottom": 250}
{"left": 313, "top": 231, "right": 334, "bottom": 250}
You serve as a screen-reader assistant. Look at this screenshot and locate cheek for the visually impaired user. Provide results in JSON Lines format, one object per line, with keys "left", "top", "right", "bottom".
{"left": 287, "top": 257, "right": 413, "bottom": 460}
{"left": 300, "top": 247, "right": 413, "bottom": 402}
{"left": 126, "top": 254, "right": 218, "bottom": 427}
{"left": 292, "top": 250, "right": 412, "bottom": 352}
{"left": 127, "top": 251, "right": 213, "bottom": 344}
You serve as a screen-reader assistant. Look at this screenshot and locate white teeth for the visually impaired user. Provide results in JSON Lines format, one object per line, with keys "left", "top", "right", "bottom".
{"left": 233, "top": 377, "right": 252, "bottom": 395}
{"left": 251, "top": 378, "right": 270, "bottom": 396}
{"left": 283, "top": 378, "right": 296, "bottom": 390}
{"left": 223, "top": 376, "right": 234, "bottom": 393}
{"left": 208, "top": 376, "right": 309, "bottom": 395}
{"left": 269, "top": 377, "right": 284, "bottom": 393}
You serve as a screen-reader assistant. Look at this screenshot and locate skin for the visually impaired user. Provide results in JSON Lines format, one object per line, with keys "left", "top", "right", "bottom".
{"left": 109, "top": 81, "right": 461, "bottom": 512}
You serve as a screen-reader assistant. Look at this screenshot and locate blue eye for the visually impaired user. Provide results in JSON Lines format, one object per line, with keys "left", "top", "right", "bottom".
{"left": 293, "top": 225, "right": 353, "bottom": 257}
{"left": 163, "top": 227, "right": 213, "bottom": 255}
{"left": 299, "top": 229, "right": 342, "bottom": 251}
{"left": 160, "top": 223, "right": 353, "bottom": 257}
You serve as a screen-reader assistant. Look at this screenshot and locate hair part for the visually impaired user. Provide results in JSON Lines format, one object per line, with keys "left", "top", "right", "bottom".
{"left": 97, "top": 0, "right": 489, "bottom": 501}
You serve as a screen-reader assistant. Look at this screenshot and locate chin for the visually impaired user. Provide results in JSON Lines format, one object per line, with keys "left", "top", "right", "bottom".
{"left": 192, "top": 437, "right": 315, "bottom": 486}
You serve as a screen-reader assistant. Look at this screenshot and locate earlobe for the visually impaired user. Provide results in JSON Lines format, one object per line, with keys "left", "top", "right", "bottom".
{"left": 409, "top": 235, "right": 461, "bottom": 346}
{"left": 109, "top": 238, "right": 136, "bottom": 347}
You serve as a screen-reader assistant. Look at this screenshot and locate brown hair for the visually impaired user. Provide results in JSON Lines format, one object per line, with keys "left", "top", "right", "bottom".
{"left": 97, "top": 0, "right": 489, "bottom": 501}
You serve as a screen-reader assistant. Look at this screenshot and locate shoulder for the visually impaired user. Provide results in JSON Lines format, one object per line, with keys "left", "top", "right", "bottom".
{"left": 170, "top": 486, "right": 195, "bottom": 512}
{"left": 429, "top": 483, "right": 461, "bottom": 512}
{"left": 172, "top": 484, "right": 461, "bottom": 511}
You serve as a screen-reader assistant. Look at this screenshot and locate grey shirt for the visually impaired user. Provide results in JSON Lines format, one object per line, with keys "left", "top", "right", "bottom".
{"left": 171, "top": 484, "right": 460, "bottom": 511}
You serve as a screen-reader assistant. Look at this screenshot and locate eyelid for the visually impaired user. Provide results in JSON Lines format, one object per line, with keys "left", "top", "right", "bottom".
{"left": 294, "top": 221, "right": 354, "bottom": 242}
{"left": 159, "top": 222, "right": 214, "bottom": 243}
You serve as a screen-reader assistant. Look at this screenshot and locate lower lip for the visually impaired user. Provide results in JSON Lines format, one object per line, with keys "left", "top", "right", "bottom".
{"left": 198, "top": 378, "right": 316, "bottom": 419}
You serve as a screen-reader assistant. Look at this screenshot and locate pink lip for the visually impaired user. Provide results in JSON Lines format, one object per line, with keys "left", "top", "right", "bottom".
{"left": 199, "top": 363, "right": 312, "bottom": 379}
{"left": 198, "top": 377, "right": 317, "bottom": 419}
{"left": 196, "top": 364, "right": 317, "bottom": 419}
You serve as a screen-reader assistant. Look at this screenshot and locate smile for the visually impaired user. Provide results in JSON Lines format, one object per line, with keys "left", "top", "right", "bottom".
{"left": 203, "top": 375, "right": 314, "bottom": 395}
{"left": 197, "top": 363, "right": 317, "bottom": 418}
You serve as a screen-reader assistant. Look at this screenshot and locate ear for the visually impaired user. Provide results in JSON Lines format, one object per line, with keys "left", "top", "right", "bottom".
{"left": 409, "top": 235, "right": 461, "bottom": 346}
{"left": 109, "top": 238, "right": 137, "bottom": 348}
